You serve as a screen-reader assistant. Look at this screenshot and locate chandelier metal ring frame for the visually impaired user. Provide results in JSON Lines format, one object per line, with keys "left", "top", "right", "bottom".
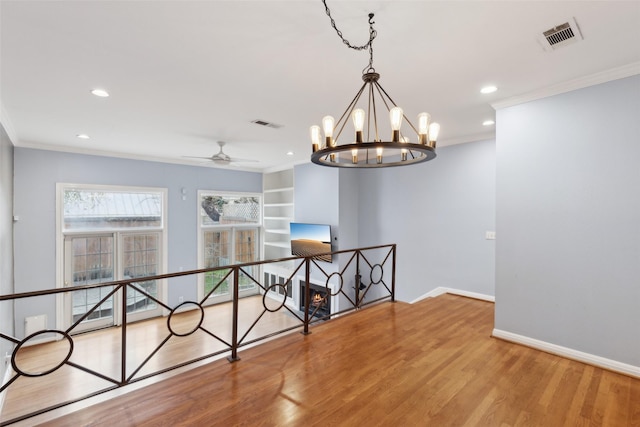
{"left": 310, "top": 2, "right": 440, "bottom": 168}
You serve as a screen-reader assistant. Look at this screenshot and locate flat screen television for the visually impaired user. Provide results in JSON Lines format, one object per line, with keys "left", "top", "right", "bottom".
{"left": 290, "top": 222, "right": 332, "bottom": 262}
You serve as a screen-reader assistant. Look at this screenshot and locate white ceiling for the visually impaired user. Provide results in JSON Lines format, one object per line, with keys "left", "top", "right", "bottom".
{"left": 1, "top": 1, "right": 639, "bottom": 172}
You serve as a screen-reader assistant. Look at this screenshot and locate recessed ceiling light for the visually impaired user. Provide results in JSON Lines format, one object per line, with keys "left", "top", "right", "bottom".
{"left": 483, "top": 120, "right": 495, "bottom": 126}
{"left": 480, "top": 86, "right": 497, "bottom": 94}
{"left": 286, "top": 151, "right": 294, "bottom": 156}
{"left": 91, "top": 88, "right": 109, "bottom": 97}
{"left": 76, "top": 134, "right": 90, "bottom": 139}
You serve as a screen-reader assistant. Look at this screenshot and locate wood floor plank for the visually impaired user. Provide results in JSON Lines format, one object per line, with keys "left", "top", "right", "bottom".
{"left": 3, "top": 294, "right": 638, "bottom": 426}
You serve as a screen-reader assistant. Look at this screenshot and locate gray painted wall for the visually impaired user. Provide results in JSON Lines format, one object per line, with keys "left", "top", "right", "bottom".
{"left": 294, "top": 162, "right": 339, "bottom": 232}
{"left": 13, "top": 148, "right": 261, "bottom": 338}
{"left": 495, "top": 75, "right": 640, "bottom": 366}
{"left": 356, "top": 140, "right": 497, "bottom": 302}
{"left": 337, "top": 168, "right": 359, "bottom": 252}
{"left": 293, "top": 163, "right": 340, "bottom": 279}
{"left": 0, "top": 123, "right": 15, "bottom": 380}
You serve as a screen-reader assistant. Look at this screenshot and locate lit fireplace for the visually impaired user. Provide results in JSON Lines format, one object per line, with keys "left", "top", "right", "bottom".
{"left": 300, "top": 281, "right": 331, "bottom": 319}
{"left": 312, "top": 292, "right": 324, "bottom": 306}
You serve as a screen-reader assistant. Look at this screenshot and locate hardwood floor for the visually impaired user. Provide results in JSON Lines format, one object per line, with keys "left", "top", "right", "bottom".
{"left": 6, "top": 294, "right": 640, "bottom": 426}
{"left": 2, "top": 295, "right": 302, "bottom": 424}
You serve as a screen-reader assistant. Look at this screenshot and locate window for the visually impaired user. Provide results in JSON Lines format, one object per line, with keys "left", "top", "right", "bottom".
{"left": 63, "top": 188, "right": 162, "bottom": 230}
{"left": 198, "top": 191, "right": 261, "bottom": 303}
{"left": 58, "top": 184, "right": 167, "bottom": 333}
{"left": 200, "top": 193, "right": 260, "bottom": 226}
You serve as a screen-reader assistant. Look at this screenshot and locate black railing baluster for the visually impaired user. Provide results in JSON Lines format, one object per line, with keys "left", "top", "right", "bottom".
{"left": 227, "top": 266, "right": 240, "bottom": 362}
{"left": 303, "top": 257, "right": 311, "bottom": 335}
{"left": 356, "top": 250, "right": 361, "bottom": 308}
{"left": 121, "top": 284, "right": 128, "bottom": 385}
{"left": 391, "top": 244, "right": 396, "bottom": 302}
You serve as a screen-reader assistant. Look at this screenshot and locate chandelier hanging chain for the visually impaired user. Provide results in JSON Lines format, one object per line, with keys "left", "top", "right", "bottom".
{"left": 322, "top": 0, "right": 377, "bottom": 73}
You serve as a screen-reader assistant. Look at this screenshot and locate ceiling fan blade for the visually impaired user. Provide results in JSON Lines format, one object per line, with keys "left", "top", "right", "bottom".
{"left": 182, "top": 156, "right": 214, "bottom": 160}
{"left": 228, "top": 157, "right": 259, "bottom": 163}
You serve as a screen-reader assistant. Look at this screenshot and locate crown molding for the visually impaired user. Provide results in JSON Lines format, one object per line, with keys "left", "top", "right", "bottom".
{"left": 262, "top": 159, "right": 308, "bottom": 174}
{"left": 13, "top": 141, "right": 265, "bottom": 173}
{"left": 491, "top": 61, "right": 640, "bottom": 110}
{"left": 438, "top": 131, "right": 496, "bottom": 147}
{"left": 0, "top": 101, "right": 19, "bottom": 145}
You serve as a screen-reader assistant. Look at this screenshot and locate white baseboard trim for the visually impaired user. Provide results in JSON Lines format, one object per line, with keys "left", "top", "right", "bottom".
{"left": 410, "top": 287, "right": 495, "bottom": 304}
{"left": 492, "top": 328, "right": 640, "bottom": 379}
{"left": 0, "top": 354, "right": 14, "bottom": 414}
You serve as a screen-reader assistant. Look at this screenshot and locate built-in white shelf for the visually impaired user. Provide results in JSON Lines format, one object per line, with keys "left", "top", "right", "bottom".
{"left": 263, "top": 169, "right": 294, "bottom": 263}
{"left": 263, "top": 187, "right": 294, "bottom": 194}
{"left": 265, "top": 228, "right": 290, "bottom": 234}
{"left": 264, "top": 203, "right": 294, "bottom": 207}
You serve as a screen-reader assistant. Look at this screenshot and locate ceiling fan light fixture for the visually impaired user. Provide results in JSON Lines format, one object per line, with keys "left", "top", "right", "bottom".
{"left": 310, "top": 2, "right": 438, "bottom": 168}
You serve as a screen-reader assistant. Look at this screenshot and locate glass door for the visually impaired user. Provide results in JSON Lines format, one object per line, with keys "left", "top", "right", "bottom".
{"left": 121, "top": 232, "right": 162, "bottom": 322}
{"left": 235, "top": 228, "right": 259, "bottom": 297}
{"left": 64, "top": 235, "right": 116, "bottom": 332}
{"left": 201, "top": 228, "right": 259, "bottom": 305}
{"left": 203, "top": 229, "right": 233, "bottom": 304}
{"left": 64, "top": 232, "right": 163, "bottom": 333}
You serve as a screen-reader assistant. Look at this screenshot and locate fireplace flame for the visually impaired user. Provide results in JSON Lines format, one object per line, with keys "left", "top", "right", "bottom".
{"left": 312, "top": 292, "right": 324, "bottom": 306}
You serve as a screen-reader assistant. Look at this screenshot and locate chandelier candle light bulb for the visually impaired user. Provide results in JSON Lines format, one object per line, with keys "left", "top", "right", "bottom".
{"left": 390, "top": 107, "right": 403, "bottom": 142}
{"left": 428, "top": 122, "right": 441, "bottom": 148}
{"left": 418, "top": 112, "right": 430, "bottom": 144}
{"left": 352, "top": 108, "right": 365, "bottom": 143}
{"left": 310, "top": 125, "right": 322, "bottom": 152}
{"left": 400, "top": 136, "right": 409, "bottom": 161}
{"left": 322, "top": 116, "right": 336, "bottom": 161}
{"left": 322, "top": 116, "right": 335, "bottom": 147}
{"left": 376, "top": 146, "right": 383, "bottom": 164}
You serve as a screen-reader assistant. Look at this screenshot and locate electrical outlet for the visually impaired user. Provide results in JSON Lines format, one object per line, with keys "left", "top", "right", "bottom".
{"left": 178, "top": 296, "right": 184, "bottom": 303}
{"left": 485, "top": 231, "right": 496, "bottom": 240}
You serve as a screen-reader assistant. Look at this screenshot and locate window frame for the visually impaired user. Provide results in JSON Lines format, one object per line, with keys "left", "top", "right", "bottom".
{"left": 198, "top": 190, "right": 262, "bottom": 228}
{"left": 56, "top": 183, "right": 169, "bottom": 330}
{"left": 197, "top": 190, "right": 262, "bottom": 304}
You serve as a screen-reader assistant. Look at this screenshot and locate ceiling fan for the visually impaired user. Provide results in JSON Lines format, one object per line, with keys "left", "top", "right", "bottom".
{"left": 184, "top": 141, "right": 258, "bottom": 166}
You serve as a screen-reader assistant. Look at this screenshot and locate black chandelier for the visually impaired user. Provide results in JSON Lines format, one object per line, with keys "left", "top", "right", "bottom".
{"left": 310, "top": 2, "right": 440, "bottom": 168}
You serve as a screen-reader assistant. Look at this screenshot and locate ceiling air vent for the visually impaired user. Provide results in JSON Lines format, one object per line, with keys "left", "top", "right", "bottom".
{"left": 537, "top": 18, "right": 583, "bottom": 52}
{"left": 251, "top": 119, "right": 283, "bottom": 129}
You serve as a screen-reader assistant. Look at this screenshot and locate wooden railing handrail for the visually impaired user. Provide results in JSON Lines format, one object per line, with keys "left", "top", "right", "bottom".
{"left": 0, "top": 243, "right": 395, "bottom": 301}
